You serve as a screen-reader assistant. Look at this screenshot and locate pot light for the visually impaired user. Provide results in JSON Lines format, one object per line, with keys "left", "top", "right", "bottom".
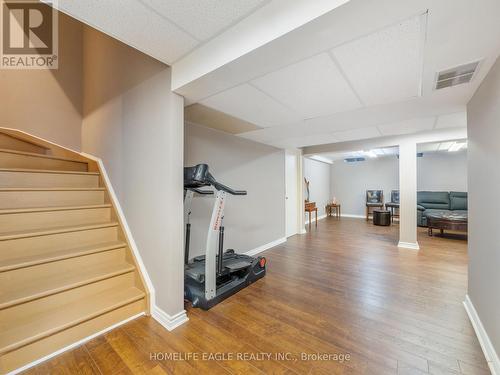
{"left": 448, "top": 142, "right": 467, "bottom": 152}
{"left": 365, "top": 150, "right": 378, "bottom": 158}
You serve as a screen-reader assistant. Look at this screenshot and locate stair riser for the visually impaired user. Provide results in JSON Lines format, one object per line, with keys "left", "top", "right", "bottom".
{"left": 0, "top": 207, "right": 112, "bottom": 233}
{"left": 0, "top": 152, "right": 88, "bottom": 172}
{"left": 0, "top": 300, "right": 145, "bottom": 373}
{"left": 0, "top": 171, "right": 99, "bottom": 188}
{"left": 0, "top": 226, "right": 119, "bottom": 261}
{"left": 0, "top": 273, "right": 137, "bottom": 326}
{"left": 0, "top": 249, "right": 128, "bottom": 301}
{"left": 0, "top": 190, "right": 105, "bottom": 209}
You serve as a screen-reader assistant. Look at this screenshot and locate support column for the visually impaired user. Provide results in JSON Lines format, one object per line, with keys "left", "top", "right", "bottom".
{"left": 398, "top": 140, "right": 419, "bottom": 250}
{"left": 298, "top": 151, "right": 306, "bottom": 234}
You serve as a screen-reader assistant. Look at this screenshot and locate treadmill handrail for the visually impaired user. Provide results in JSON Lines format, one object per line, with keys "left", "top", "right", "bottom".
{"left": 188, "top": 188, "right": 214, "bottom": 195}
{"left": 210, "top": 179, "right": 247, "bottom": 195}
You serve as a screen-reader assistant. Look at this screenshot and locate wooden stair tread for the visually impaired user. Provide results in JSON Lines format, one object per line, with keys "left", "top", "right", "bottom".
{"left": 0, "top": 187, "right": 105, "bottom": 191}
{"left": 0, "top": 148, "right": 88, "bottom": 164}
{"left": 0, "top": 261, "right": 136, "bottom": 309}
{"left": 0, "top": 286, "right": 145, "bottom": 354}
{"left": 0, "top": 241, "right": 127, "bottom": 272}
{"left": 0, "top": 168, "right": 99, "bottom": 175}
{"left": 0, "top": 221, "right": 119, "bottom": 240}
{"left": 0, "top": 204, "right": 112, "bottom": 215}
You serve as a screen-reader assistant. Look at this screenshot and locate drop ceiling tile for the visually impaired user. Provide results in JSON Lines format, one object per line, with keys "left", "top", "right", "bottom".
{"left": 331, "top": 14, "right": 425, "bottom": 106}
{"left": 201, "top": 84, "right": 301, "bottom": 128}
{"left": 377, "top": 117, "right": 435, "bottom": 136}
{"left": 272, "top": 132, "right": 340, "bottom": 149}
{"left": 251, "top": 53, "right": 362, "bottom": 119}
{"left": 141, "top": 0, "right": 268, "bottom": 41}
{"left": 58, "top": 0, "right": 198, "bottom": 63}
{"left": 435, "top": 112, "right": 467, "bottom": 128}
{"left": 332, "top": 127, "right": 381, "bottom": 142}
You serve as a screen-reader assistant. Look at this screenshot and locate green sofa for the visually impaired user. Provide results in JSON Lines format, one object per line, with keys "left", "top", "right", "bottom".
{"left": 417, "top": 191, "right": 468, "bottom": 227}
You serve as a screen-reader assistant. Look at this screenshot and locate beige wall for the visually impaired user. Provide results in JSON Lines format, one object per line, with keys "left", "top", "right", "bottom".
{"left": 467, "top": 56, "right": 500, "bottom": 358}
{"left": 81, "top": 27, "right": 185, "bottom": 317}
{"left": 0, "top": 8, "right": 186, "bottom": 318}
{"left": 0, "top": 11, "right": 83, "bottom": 150}
{"left": 184, "top": 122, "right": 286, "bottom": 257}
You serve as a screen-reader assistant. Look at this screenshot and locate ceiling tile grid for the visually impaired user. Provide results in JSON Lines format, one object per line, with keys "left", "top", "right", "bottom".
{"left": 200, "top": 84, "right": 302, "bottom": 128}
{"left": 140, "top": 0, "right": 269, "bottom": 41}
{"left": 331, "top": 126, "right": 381, "bottom": 142}
{"left": 58, "top": 0, "right": 198, "bottom": 63}
{"left": 251, "top": 53, "right": 362, "bottom": 119}
{"left": 377, "top": 117, "right": 436, "bottom": 136}
{"left": 435, "top": 111, "right": 467, "bottom": 129}
{"left": 331, "top": 14, "right": 426, "bottom": 107}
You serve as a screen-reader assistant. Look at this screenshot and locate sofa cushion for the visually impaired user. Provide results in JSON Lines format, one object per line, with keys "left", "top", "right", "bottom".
{"left": 450, "top": 191, "right": 468, "bottom": 210}
{"left": 417, "top": 191, "right": 450, "bottom": 209}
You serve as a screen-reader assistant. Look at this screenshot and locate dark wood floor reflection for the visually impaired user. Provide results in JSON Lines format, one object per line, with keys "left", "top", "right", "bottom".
{"left": 24, "top": 218, "right": 488, "bottom": 374}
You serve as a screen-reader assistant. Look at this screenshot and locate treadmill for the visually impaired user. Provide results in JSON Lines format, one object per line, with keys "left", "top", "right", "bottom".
{"left": 184, "top": 164, "right": 266, "bottom": 310}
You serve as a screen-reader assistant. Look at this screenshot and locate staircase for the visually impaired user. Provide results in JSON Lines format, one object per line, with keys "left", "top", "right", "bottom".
{"left": 0, "top": 129, "right": 148, "bottom": 373}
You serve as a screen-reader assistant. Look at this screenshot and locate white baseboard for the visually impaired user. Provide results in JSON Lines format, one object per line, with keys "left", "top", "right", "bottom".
{"left": 245, "top": 237, "right": 287, "bottom": 256}
{"left": 398, "top": 241, "right": 420, "bottom": 250}
{"left": 305, "top": 213, "right": 327, "bottom": 225}
{"left": 341, "top": 214, "right": 365, "bottom": 219}
{"left": 8, "top": 313, "right": 145, "bottom": 375}
{"left": 152, "top": 306, "right": 189, "bottom": 331}
{"left": 464, "top": 295, "right": 500, "bottom": 375}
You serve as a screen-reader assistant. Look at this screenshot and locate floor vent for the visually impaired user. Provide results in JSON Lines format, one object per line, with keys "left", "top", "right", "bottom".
{"left": 435, "top": 61, "right": 480, "bottom": 89}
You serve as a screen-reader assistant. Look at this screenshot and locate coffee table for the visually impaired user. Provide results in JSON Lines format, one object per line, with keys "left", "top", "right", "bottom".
{"left": 426, "top": 211, "right": 467, "bottom": 236}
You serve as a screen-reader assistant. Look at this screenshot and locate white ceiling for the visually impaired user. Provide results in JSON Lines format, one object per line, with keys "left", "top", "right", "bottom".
{"left": 330, "top": 14, "right": 425, "bottom": 106}
{"left": 315, "top": 139, "right": 467, "bottom": 163}
{"left": 200, "top": 83, "right": 301, "bottom": 127}
{"left": 251, "top": 53, "right": 362, "bottom": 119}
{"left": 55, "top": 0, "right": 270, "bottom": 63}
{"left": 172, "top": 0, "right": 500, "bottom": 150}
{"left": 53, "top": 0, "right": 500, "bottom": 149}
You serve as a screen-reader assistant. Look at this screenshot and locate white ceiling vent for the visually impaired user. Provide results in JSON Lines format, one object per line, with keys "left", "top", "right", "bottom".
{"left": 435, "top": 61, "right": 480, "bottom": 89}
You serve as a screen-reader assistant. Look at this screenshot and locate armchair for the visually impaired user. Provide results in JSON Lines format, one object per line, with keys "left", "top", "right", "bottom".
{"left": 385, "top": 190, "right": 400, "bottom": 223}
{"left": 366, "top": 190, "right": 384, "bottom": 220}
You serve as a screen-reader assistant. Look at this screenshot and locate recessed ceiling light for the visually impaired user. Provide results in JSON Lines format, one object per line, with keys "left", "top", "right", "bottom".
{"left": 365, "top": 150, "right": 378, "bottom": 158}
{"left": 448, "top": 142, "right": 467, "bottom": 152}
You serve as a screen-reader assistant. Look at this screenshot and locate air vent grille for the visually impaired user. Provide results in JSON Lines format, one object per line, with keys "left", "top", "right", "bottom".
{"left": 435, "top": 61, "right": 479, "bottom": 89}
{"left": 344, "top": 157, "right": 365, "bottom": 163}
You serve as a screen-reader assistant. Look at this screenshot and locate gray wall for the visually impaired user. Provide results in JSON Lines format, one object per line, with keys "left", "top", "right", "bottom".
{"left": 303, "top": 158, "right": 331, "bottom": 217}
{"left": 418, "top": 151, "right": 467, "bottom": 191}
{"left": 81, "top": 28, "right": 185, "bottom": 316}
{"left": 330, "top": 157, "right": 399, "bottom": 216}
{"left": 185, "top": 123, "right": 285, "bottom": 258}
{"left": 467, "top": 56, "right": 500, "bottom": 356}
{"left": 329, "top": 153, "right": 467, "bottom": 216}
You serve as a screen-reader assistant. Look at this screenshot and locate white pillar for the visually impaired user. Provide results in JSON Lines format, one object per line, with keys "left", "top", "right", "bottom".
{"left": 298, "top": 151, "right": 306, "bottom": 234}
{"left": 398, "top": 140, "right": 419, "bottom": 250}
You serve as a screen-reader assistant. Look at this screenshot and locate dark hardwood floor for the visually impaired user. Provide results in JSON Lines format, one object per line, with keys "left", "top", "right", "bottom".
{"left": 24, "top": 218, "right": 489, "bottom": 375}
